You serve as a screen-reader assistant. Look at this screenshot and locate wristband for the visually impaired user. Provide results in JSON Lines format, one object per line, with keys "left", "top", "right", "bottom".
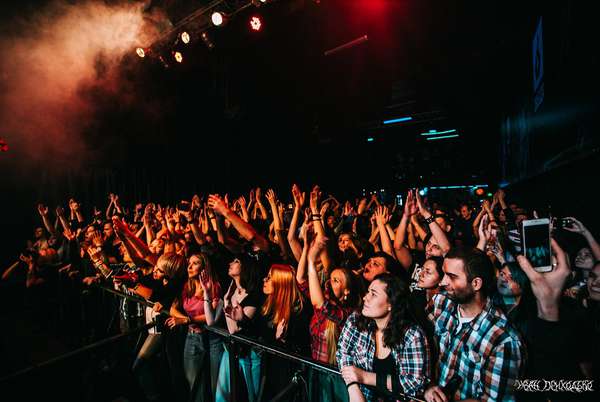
{"left": 424, "top": 215, "right": 435, "bottom": 225}
{"left": 346, "top": 381, "right": 359, "bottom": 389}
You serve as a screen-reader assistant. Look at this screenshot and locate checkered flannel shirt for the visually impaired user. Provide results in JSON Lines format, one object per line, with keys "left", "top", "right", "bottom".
{"left": 336, "top": 312, "right": 431, "bottom": 401}
{"left": 432, "top": 293, "right": 524, "bottom": 402}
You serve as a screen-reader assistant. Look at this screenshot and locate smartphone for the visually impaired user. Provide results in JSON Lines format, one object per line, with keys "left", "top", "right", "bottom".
{"left": 521, "top": 218, "right": 552, "bottom": 272}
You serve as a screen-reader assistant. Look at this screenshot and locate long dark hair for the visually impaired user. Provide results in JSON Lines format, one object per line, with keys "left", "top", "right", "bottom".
{"left": 236, "top": 253, "right": 261, "bottom": 293}
{"left": 356, "top": 273, "right": 431, "bottom": 348}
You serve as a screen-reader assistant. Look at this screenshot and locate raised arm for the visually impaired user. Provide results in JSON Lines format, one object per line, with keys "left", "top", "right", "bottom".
{"left": 307, "top": 235, "right": 327, "bottom": 309}
{"left": 415, "top": 189, "right": 451, "bottom": 255}
{"left": 37, "top": 204, "right": 56, "bottom": 236}
{"left": 208, "top": 194, "right": 269, "bottom": 252}
{"left": 255, "top": 188, "right": 269, "bottom": 220}
{"left": 374, "top": 206, "right": 395, "bottom": 258}
{"left": 394, "top": 191, "right": 417, "bottom": 269}
{"left": 287, "top": 184, "right": 306, "bottom": 262}
{"left": 564, "top": 217, "right": 600, "bottom": 261}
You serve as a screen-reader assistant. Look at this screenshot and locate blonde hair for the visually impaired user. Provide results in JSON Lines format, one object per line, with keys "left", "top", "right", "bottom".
{"left": 262, "top": 264, "right": 303, "bottom": 326}
{"left": 156, "top": 253, "right": 186, "bottom": 282}
{"left": 324, "top": 319, "right": 340, "bottom": 365}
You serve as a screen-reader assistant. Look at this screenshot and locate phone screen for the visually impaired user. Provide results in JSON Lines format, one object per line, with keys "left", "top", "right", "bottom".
{"left": 522, "top": 221, "right": 551, "bottom": 271}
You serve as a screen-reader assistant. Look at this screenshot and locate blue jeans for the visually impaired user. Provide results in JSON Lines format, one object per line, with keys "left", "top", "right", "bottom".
{"left": 132, "top": 333, "right": 163, "bottom": 401}
{"left": 183, "top": 332, "right": 207, "bottom": 401}
{"left": 183, "top": 331, "right": 224, "bottom": 401}
{"left": 215, "top": 346, "right": 262, "bottom": 402}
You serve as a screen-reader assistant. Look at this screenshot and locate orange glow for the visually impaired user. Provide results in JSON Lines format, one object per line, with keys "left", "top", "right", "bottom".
{"left": 250, "top": 16, "right": 262, "bottom": 31}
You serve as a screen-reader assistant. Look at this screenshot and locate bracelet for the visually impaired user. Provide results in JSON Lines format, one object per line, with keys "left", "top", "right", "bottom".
{"left": 424, "top": 215, "right": 435, "bottom": 225}
{"left": 311, "top": 213, "right": 321, "bottom": 218}
{"left": 346, "top": 381, "right": 359, "bottom": 389}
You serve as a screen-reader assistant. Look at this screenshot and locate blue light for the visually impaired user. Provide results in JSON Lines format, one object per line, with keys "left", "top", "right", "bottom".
{"left": 421, "top": 129, "right": 457, "bottom": 136}
{"left": 383, "top": 116, "right": 412, "bottom": 125}
{"left": 426, "top": 134, "right": 459, "bottom": 141}
{"left": 367, "top": 137, "right": 374, "bottom": 142}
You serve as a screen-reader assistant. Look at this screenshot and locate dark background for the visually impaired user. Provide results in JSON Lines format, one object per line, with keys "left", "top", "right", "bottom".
{"left": 1, "top": 0, "right": 599, "bottom": 263}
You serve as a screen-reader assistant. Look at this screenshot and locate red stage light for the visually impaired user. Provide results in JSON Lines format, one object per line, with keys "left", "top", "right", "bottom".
{"left": 475, "top": 188, "right": 485, "bottom": 196}
{"left": 250, "top": 16, "right": 262, "bottom": 31}
{"left": 0, "top": 138, "right": 8, "bottom": 152}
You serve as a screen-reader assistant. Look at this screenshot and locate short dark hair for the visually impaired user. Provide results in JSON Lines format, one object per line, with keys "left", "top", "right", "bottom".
{"left": 445, "top": 247, "right": 495, "bottom": 297}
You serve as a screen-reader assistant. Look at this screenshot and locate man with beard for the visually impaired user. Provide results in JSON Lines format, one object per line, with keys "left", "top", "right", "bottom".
{"left": 424, "top": 248, "right": 524, "bottom": 402}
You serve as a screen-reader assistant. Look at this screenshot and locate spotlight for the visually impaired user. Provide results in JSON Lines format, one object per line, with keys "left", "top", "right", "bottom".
{"left": 173, "top": 51, "right": 183, "bottom": 63}
{"left": 180, "top": 31, "right": 190, "bottom": 44}
{"left": 0, "top": 138, "right": 8, "bottom": 152}
{"left": 251, "top": 0, "right": 269, "bottom": 6}
{"left": 200, "top": 32, "right": 215, "bottom": 49}
{"left": 135, "top": 47, "right": 146, "bottom": 58}
{"left": 211, "top": 11, "right": 227, "bottom": 27}
{"left": 249, "top": 16, "right": 262, "bottom": 31}
{"left": 475, "top": 188, "right": 485, "bottom": 196}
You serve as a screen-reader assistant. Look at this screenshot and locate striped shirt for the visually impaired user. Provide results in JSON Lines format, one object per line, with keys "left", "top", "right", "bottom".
{"left": 432, "top": 293, "right": 524, "bottom": 401}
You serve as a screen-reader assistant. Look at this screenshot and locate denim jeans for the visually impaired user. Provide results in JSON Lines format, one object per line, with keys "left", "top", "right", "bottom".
{"left": 215, "top": 346, "right": 262, "bottom": 402}
{"left": 132, "top": 333, "right": 163, "bottom": 401}
{"left": 183, "top": 332, "right": 207, "bottom": 402}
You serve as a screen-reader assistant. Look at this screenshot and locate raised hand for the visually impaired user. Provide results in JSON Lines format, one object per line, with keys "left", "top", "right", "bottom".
{"left": 308, "top": 235, "right": 327, "bottom": 262}
{"left": 356, "top": 198, "right": 368, "bottom": 215}
{"left": 309, "top": 186, "right": 320, "bottom": 213}
{"left": 374, "top": 205, "right": 388, "bottom": 226}
{"left": 562, "top": 217, "right": 588, "bottom": 235}
{"left": 238, "top": 196, "right": 247, "bottom": 210}
{"left": 37, "top": 204, "right": 49, "bottom": 216}
{"left": 516, "top": 239, "right": 571, "bottom": 321}
{"left": 207, "top": 194, "right": 228, "bottom": 216}
{"left": 319, "top": 201, "right": 330, "bottom": 217}
{"left": 63, "top": 228, "right": 76, "bottom": 242}
{"left": 414, "top": 189, "right": 431, "bottom": 217}
{"left": 255, "top": 187, "right": 262, "bottom": 203}
{"left": 91, "top": 231, "right": 104, "bottom": 247}
{"left": 292, "top": 184, "right": 306, "bottom": 209}
{"left": 343, "top": 201, "right": 354, "bottom": 217}
{"left": 55, "top": 206, "right": 65, "bottom": 217}
{"left": 404, "top": 190, "right": 418, "bottom": 217}
{"left": 266, "top": 189, "right": 277, "bottom": 206}
{"left": 199, "top": 269, "right": 213, "bottom": 298}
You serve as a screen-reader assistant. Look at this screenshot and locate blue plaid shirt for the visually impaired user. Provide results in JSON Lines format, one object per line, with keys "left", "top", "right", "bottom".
{"left": 336, "top": 312, "right": 431, "bottom": 401}
{"left": 432, "top": 293, "right": 524, "bottom": 402}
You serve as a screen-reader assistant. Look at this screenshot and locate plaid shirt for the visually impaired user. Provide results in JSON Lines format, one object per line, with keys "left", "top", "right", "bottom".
{"left": 297, "top": 281, "right": 352, "bottom": 363}
{"left": 337, "top": 312, "right": 431, "bottom": 401}
{"left": 432, "top": 293, "right": 524, "bottom": 402}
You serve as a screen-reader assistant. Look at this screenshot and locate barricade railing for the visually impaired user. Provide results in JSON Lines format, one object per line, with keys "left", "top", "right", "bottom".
{"left": 1, "top": 283, "right": 427, "bottom": 402}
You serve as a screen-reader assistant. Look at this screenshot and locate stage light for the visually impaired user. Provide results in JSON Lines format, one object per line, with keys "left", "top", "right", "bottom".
{"left": 367, "top": 137, "right": 374, "bottom": 142}
{"left": 426, "top": 134, "right": 459, "bottom": 141}
{"left": 249, "top": 16, "right": 262, "bottom": 31}
{"left": 0, "top": 138, "right": 8, "bottom": 152}
{"left": 251, "top": 0, "right": 269, "bottom": 6}
{"left": 200, "top": 32, "right": 215, "bottom": 49}
{"left": 383, "top": 116, "right": 412, "bottom": 125}
{"left": 173, "top": 51, "right": 183, "bottom": 63}
{"left": 475, "top": 188, "right": 485, "bottom": 196}
{"left": 135, "top": 47, "right": 146, "bottom": 58}
{"left": 180, "top": 31, "right": 190, "bottom": 44}
{"left": 211, "top": 11, "right": 226, "bottom": 27}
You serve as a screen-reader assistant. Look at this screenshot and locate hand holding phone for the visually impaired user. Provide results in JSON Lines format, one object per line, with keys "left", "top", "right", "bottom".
{"left": 521, "top": 218, "right": 552, "bottom": 272}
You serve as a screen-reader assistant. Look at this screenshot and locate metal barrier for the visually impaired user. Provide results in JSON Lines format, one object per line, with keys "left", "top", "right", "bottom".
{"left": 1, "top": 283, "right": 427, "bottom": 402}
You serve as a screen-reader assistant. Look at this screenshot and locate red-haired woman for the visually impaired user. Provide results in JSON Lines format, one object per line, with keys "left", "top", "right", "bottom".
{"left": 260, "top": 263, "right": 312, "bottom": 400}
